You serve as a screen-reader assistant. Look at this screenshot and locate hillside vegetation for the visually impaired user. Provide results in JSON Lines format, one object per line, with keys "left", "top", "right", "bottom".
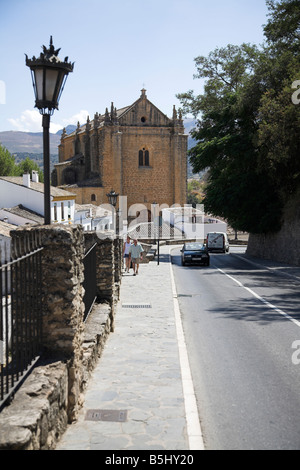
{"left": 0, "top": 144, "right": 44, "bottom": 182}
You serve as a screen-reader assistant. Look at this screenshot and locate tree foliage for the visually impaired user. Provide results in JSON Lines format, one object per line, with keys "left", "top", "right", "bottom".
{"left": 0, "top": 144, "right": 18, "bottom": 176}
{"left": 15, "top": 157, "right": 44, "bottom": 182}
{"left": 0, "top": 144, "right": 44, "bottom": 181}
{"left": 264, "top": 0, "right": 300, "bottom": 50}
{"left": 187, "top": 179, "right": 205, "bottom": 207}
{"left": 177, "top": 0, "right": 300, "bottom": 234}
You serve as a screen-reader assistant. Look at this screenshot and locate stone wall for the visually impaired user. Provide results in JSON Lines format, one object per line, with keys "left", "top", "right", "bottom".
{"left": 84, "top": 232, "right": 123, "bottom": 331}
{"left": 247, "top": 193, "right": 300, "bottom": 266}
{"left": 0, "top": 226, "right": 123, "bottom": 450}
{"left": 0, "top": 361, "right": 68, "bottom": 450}
{"left": 64, "top": 186, "right": 105, "bottom": 205}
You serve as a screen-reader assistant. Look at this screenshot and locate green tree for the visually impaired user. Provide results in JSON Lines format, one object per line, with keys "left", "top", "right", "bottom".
{"left": 187, "top": 191, "right": 201, "bottom": 208}
{"left": 188, "top": 180, "right": 202, "bottom": 191}
{"left": 179, "top": 44, "right": 280, "bottom": 233}
{"left": 187, "top": 180, "right": 204, "bottom": 207}
{"left": 177, "top": 0, "right": 300, "bottom": 234}
{"left": 0, "top": 144, "right": 18, "bottom": 176}
{"left": 264, "top": 0, "right": 300, "bottom": 51}
{"left": 257, "top": 72, "right": 300, "bottom": 197}
{"left": 15, "top": 157, "right": 44, "bottom": 183}
{"left": 257, "top": 0, "right": 300, "bottom": 198}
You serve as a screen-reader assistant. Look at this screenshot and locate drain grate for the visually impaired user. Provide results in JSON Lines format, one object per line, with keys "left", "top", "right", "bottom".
{"left": 85, "top": 409, "right": 128, "bottom": 422}
{"left": 122, "top": 303, "right": 152, "bottom": 309}
{"left": 177, "top": 294, "right": 201, "bottom": 298}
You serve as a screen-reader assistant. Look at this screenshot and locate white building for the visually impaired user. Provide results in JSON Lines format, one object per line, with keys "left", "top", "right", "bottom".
{"left": 75, "top": 204, "right": 113, "bottom": 232}
{"left": 162, "top": 206, "right": 227, "bottom": 240}
{"left": 0, "top": 205, "right": 44, "bottom": 227}
{"left": 0, "top": 173, "right": 76, "bottom": 225}
{"left": 0, "top": 172, "right": 115, "bottom": 233}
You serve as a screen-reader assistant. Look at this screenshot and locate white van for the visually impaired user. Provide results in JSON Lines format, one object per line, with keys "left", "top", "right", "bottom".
{"left": 206, "top": 232, "right": 229, "bottom": 253}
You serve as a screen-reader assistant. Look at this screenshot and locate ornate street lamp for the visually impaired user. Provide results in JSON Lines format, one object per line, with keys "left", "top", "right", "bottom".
{"left": 106, "top": 189, "right": 119, "bottom": 208}
{"left": 107, "top": 190, "right": 119, "bottom": 236}
{"left": 26, "top": 36, "right": 74, "bottom": 224}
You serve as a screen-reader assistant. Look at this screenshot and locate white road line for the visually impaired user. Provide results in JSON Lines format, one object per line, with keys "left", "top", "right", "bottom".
{"left": 169, "top": 249, "right": 205, "bottom": 451}
{"left": 217, "top": 267, "right": 300, "bottom": 329}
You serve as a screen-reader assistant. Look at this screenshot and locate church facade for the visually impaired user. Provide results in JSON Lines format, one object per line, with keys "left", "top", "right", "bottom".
{"left": 53, "top": 89, "right": 188, "bottom": 215}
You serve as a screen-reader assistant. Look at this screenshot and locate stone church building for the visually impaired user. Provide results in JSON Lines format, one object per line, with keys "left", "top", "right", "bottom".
{"left": 53, "top": 89, "right": 187, "bottom": 217}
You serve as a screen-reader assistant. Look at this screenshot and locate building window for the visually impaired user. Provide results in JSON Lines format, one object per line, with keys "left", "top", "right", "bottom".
{"left": 91, "top": 194, "right": 96, "bottom": 202}
{"left": 145, "top": 150, "right": 149, "bottom": 166}
{"left": 139, "top": 148, "right": 150, "bottom": 167}
{"left": 61, "top": 202, "right": 65, "bottom": 221}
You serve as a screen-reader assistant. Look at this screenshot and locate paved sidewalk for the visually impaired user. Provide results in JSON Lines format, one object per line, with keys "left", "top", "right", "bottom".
{"left": 56, "top": 245, "right": 203, "bottom": 451}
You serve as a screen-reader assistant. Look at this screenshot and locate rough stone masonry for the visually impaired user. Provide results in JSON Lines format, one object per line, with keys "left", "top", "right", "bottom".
{"left": 0, "top": 225, "right": 123, "bottom": 450}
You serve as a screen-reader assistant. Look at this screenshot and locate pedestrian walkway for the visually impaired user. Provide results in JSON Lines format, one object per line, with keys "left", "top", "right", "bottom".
{"left": 56, "top": 245, "right": 204, "bottom": 451}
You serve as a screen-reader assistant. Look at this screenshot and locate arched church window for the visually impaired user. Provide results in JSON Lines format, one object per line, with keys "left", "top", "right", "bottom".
{"left": 145, "top": 150, "right": 149, "bottom": 166}
{"left": 139, "top": 150, "right": 144, "bottom": 167}
{"left": 139, "top": 148, "right": 150, "bottom": 167}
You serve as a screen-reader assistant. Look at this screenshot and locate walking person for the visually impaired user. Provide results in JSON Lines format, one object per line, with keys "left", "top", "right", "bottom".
{"left": 129, "top": 239, "right": 144, "bottom": 276}
{"left": 123, "top": 236, "right": 132, "bottom": 273}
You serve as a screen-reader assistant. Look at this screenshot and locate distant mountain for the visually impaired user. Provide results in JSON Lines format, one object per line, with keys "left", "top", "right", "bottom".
{"left": 183, "top": 118, "right": 201, "bottom": 178}
{"left": 56, "top": 125, "right": 77, "bottom": 136}
{"left": 0, "top": 125, "right": 77, "bottom": 156}
{"left": 184, "top": 118, "right": 197, "bottom": 151}
{"left": 0, "top": 130, "right": 61, "bottom": 155}
{"left": 1, "top": 121, "right": 196, "bottom": 155}
{"left": 184, "top": 118, "right": 197, "bottom": 135}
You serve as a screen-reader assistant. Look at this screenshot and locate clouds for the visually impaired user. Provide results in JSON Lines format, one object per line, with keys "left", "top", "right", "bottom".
{"left": 8, "top": 109, "right": 90, "bottom": 134}
{"left": 8, "top": 110, "right": 42, "bottom": 133}
{"left": 65, "top": 110, "right": 90, "bottom": 128}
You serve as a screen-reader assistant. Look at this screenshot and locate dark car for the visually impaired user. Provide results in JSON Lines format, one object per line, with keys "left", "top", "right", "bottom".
{"left": 181, "top": 242, "right": 210, "bottom": 266}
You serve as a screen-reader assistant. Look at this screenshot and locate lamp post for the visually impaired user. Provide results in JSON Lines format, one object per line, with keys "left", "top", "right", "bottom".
{"left": 26, "top": 36, "right": 74, "bottom": 225}
{"left": 107, "top": 189, "right": 119, "bottom": 236}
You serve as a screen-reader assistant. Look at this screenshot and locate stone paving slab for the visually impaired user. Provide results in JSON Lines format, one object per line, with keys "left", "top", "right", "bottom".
{"left": 56, "top": 246, "right": 190, "bottom": 451}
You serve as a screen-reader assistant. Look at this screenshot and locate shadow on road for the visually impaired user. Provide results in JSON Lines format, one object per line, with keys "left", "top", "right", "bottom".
{"left": 171, "top": 252, "right": 300, "bottom": 325}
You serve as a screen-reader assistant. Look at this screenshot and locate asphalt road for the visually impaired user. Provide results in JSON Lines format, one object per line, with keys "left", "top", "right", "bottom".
{"left": 171, "top": 246, "right": 300, "bottom": 450}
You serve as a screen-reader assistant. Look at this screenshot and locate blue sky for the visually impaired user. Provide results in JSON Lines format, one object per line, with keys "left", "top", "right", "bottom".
{"left": 0, "top": 0, "right": 270, "bottom": 133}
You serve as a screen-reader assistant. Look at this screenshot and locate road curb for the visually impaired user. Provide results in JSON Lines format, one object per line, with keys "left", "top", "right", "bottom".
{"left": 169, "top": 247, "right": 205, "bottom": 451}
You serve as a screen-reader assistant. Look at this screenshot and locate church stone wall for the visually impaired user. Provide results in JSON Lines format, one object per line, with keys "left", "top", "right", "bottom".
{"left": 119, "top": 98, "right": 170, "bottom": 127}
{"left": 66, "top": 186, "right": 105, "bottom": 205}
{"left": 55, "top": 90, "right": 188, "bottom": 210}
{"left": 121, "top": 128, "right": 176, "bottom": 209}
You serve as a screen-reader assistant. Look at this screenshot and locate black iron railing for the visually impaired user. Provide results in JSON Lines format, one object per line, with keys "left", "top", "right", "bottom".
{"left": 83, "top": 243, "right": 97, "bottom": 322}
{"left": 0, "top": 233, "right": 43, "bottom": 411}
